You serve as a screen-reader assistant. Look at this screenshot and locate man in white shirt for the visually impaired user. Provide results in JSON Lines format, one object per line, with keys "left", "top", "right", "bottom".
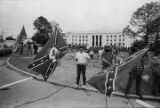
{"left": 49, "top": 46, "right": 59, "bottom": 63}
{"left": 74, "top": 46, "right": 90, "bottom": 88}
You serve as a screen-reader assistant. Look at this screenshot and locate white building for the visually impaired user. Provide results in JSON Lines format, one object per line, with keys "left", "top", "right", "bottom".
{"left": 65, "top": 32, "right": 135, "bottom": 48}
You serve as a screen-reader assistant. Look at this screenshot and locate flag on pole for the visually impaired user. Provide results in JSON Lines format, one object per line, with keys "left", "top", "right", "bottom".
{"left": 28, "top": 29, "right": 68, "bottom": 81}
{"left": 105, "top": 47, "right": 149, "bottom": 97}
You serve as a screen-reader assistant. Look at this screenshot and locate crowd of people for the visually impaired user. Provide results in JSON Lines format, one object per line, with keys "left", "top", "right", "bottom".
{"left": 16, "top": 40, "right": 38, "bottom": 55}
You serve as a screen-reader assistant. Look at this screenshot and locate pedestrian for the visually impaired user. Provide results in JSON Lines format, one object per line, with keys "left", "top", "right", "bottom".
{"left": 89, "top": 49, "right": 94, "bottom": 60}
{"left": 98, "top": 48, "right": 104, "bottom": 59}
{"left": 33, "top": 42, "right": 38, "bottom": 54}
{"left": 74, "top": 46, "right": 90, "bottom": 88}
{"left": 101, "top": 46, "right": 115, "bottom": 70}
{"left": 28, "top": 40, "right": 32, "bottom": 55}
{"left": 125, "top": 53, "right": 147, "bottom": 98}
{"left": 19, "top": 40, "right": 24, "bottom": 55}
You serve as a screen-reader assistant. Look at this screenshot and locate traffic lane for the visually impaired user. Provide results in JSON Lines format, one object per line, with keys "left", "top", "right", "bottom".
{"left": 0, "top": 77, "right": 62, "bottom": 107}
{"left": 0, "top": 66, "right": 29, "bottom": 87}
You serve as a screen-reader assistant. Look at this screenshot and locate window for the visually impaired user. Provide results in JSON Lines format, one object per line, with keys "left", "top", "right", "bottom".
{"left": 86, "top": 36, "right": 88, "bottom": 38}
{"left": 111, "top": 35, "right": 112, "bottom": 38}
{"left": 119, "top": 39, "right": 121, "bottom": 41}
{"left": 123, "top": 43, "right": 125, "bottom": 46}
{"left": 123, "top": 39, "right": 125, "bottom": 41}
{"left": 114, "top": 35, "right": 116, "bottom": 38}
{"left": 114, "top": 39, "right": 116, "bottom": 41}
{"left": 83, "top": 36, "right": 84, "bottom": 38}
{"left": 106, "top": 39, "right": 109, "bottom": 41}
{"left": 106, "top": 35, "right": 108, "bottom": 38}
{"left": 119, "top": 35, "right": 121, "bottom": 37}
{"left": 110, "top": 40, "right": 112, "bottom": 42}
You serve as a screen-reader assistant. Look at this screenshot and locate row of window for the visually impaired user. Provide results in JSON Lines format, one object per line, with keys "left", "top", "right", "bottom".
{"left": 72, "top": 42, "right": 87, "bottom": 45}
{"left": 106, "top": 43, "right": 125, "bottom": 46}
{"left": 72, "top": 39, "right": 88, "bottom": 41}
{"left": 71, "top": 34, "right": 125, "bottom": 39}
{"left": 106, "top": 39, "right": 125, "bottom": 41}
{"left": 106, "top": 35, "right": 125, "bottom": 38}
{"left": 72, "top": 35, "right": 88, "bottom": 38}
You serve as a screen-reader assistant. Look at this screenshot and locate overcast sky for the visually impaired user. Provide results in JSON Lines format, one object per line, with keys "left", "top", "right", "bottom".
{"left": 0, "top": 0, "right": 158, "bottom": 38}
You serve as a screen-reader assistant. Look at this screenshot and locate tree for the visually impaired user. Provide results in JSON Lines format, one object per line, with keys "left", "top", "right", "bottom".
{"left": 32, "top": 17, "right": 63, "bottom": 46}
{"left": 128, "top": 2, "right": 160, "bottom": 45}
{"left": 32, "top": 16, "right": 52, "bottom": 46}
{"left": 122, "top": 25, "right": 137, "bottom": 37}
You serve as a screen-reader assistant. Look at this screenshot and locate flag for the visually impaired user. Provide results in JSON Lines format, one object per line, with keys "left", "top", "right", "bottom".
{"left": 105, "top": 47, "right": 149, "bottom": 97}
{"left": 28, "top": 29, "right": 68, "bottom": 81}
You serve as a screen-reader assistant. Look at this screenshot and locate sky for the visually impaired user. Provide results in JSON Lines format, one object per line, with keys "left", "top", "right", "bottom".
{"left": 0, "top": 0, "right": 158, "bottom": 38}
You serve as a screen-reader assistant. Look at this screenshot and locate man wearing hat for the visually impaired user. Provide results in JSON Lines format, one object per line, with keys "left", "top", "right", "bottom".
{"left": 74, "top": 46, "right": 90, "bottom": 88}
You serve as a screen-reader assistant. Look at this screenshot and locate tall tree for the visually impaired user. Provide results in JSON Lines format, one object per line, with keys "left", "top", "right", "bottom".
{"left": 147, "top": 16, "right": 160, "bottom": 48}
{"left": 129, "top": 2, "right": 160, "bottom": 45}
{"left": 32, "top": 16, "right": 52, "bottom": 46}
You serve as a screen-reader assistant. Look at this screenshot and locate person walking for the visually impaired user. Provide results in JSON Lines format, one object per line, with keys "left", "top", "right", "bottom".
{"left": 74, "top": 46, "right": 90, "bottom": 88}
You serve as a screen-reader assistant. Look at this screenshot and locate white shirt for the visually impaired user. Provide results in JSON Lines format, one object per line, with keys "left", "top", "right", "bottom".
{"left": 49, "top": 47, "right": 59, "bottom": 62}
{"left": 75, "top": 52, "right": 90, "bottom": 64}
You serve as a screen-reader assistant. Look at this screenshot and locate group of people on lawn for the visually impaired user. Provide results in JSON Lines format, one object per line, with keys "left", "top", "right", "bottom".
{"left": 16, "top": 40, "right": 38, "bottom": 55}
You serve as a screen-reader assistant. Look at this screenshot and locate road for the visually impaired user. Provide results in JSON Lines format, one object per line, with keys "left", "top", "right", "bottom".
{"left": 0, "top": 55, "right": 159, "bottom": 108}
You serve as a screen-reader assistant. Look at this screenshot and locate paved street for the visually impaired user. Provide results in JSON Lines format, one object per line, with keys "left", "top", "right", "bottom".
{"left": 0, "top": 54, "right": 160, "bottom": 107}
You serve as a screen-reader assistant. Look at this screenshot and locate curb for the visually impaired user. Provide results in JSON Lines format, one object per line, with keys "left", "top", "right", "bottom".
{"left": 6, "top": 56, "right": 37, "bottom": 78}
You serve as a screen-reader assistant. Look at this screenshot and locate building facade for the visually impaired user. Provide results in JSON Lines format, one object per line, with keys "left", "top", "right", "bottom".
{"left": 65, "top": 32, "right": 135, "bottom": 48}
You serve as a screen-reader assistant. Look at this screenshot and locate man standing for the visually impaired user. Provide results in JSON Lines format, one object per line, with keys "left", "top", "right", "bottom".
{"left": 74, "top": 46, "right": 90, "bottom": 88}
{"left": 101, "top": 46, "right": 115, "bottom": 70}
{"left": 125, "top": 54, "right": 146, "bottom": 98}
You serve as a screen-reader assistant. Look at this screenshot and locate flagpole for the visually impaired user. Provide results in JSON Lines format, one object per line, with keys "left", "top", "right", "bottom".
{"left": 54, "top": 27, "right": 58, "bottom": 45}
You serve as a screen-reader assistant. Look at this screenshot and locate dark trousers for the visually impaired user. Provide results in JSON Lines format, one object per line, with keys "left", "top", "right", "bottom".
{"left": 76, "top": 64, "right": 86, "bottom": 85}
{"left": 125, "top": 69, "right": 143, "bottom": 95}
